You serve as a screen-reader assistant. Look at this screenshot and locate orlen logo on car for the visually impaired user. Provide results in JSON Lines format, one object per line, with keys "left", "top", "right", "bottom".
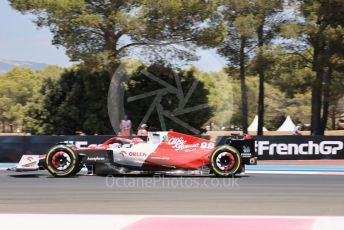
{"left": 120, "top": 151, "right": 147, "bottom": 157}
{"left": 258, "top": 141, "right": 343, "bottom": 156}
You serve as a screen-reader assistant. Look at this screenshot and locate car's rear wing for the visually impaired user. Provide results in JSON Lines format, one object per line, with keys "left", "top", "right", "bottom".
{"left": 226, "top": 138, "right": 258, "bottom": 165}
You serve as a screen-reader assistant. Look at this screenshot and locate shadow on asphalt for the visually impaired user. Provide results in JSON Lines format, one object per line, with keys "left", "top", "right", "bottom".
{"left": 8, "top": 173, "right": 82, "bottom": 178}
{"left": 92, "top": 173, "right": 248, "bottom": 179}
{"left": 8, "top": 174, "right": 44, "bottom": 178}
{"left": 6, "top": 171, "right": 249, "bottom": 179}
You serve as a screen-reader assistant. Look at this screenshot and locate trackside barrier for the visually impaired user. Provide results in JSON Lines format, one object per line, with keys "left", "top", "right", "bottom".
{"left": 218, "top": 136, "right": 344, "bottom": 160}
{"left": 0, "top": 135, "right": 343, "bottom": 162}
{"left": 0, "top": 136, "right": 115, "bottom": 163}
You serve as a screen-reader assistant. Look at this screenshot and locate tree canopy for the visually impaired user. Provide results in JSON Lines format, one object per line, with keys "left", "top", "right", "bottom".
{"left": 124, "top": 63, "right": 212, "bottom": 134}
{"left": 25, "top": 68, "right": 113, "bottom": 135}
{"left": 9, "top": 0, "right": 225, "bottom": 70}
{"left": 2, "top": 0, "right": 344, "bottom": 135}
{"left": 0, "top": 66, "right": 64, "bottom": 133}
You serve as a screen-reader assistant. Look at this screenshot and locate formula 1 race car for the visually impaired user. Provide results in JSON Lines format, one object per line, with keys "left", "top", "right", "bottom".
{"left": 13, "top": 131, "right": 257, "bottom": 177}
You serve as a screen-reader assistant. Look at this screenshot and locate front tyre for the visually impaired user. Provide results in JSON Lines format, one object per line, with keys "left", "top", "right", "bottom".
{"left": 45, "top": 145, "right": 80, "bottom": 177}
{"left": 210, "top": 146, "right": 241, "bottom": 177}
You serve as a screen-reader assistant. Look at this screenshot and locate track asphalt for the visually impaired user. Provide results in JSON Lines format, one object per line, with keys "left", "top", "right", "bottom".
{"left": 0, "top": 171, "right": 343, "bottom": 216}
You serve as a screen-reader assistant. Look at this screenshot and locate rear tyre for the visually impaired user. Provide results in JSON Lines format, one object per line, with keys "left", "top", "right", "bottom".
{"left": 45, "top": 145, "right": 80, "bottom": 177}
{"left": 210, "top": 146, "right": 241, "bottom": 177}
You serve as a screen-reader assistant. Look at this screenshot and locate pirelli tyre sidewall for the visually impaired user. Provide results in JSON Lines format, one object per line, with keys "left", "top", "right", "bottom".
{"left": 210, "top": 145, "right": 241, "bottom": 177}
{"left": 45, "top": 145, "right": 79, "bottom": 177}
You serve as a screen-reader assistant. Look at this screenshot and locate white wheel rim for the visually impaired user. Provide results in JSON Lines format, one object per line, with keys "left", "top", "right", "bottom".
{"left": 57, "top": 153, "right": 71, "bottom": 171}
{"left": 216, "top": 152, "right": 228, "bottom": 170}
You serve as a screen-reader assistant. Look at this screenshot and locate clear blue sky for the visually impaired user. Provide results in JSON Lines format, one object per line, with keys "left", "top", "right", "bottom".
{"left": 0, "top": 0, "right": 71, "bottom": 66}
{"left": 0, "top": 0, "right": 226, "bottom": 71}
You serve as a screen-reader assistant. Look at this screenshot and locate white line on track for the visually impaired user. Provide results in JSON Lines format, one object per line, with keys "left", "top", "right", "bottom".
{"left": 0, "top": 214, "right": 344, "bottom": 230}
{"left": 0, "top": 214, "right": 142, "bottom": 230}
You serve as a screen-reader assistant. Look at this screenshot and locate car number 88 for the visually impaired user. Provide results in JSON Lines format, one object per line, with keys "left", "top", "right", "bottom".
{"left": 200, "top": 142, "right": 215, "bottom": 149}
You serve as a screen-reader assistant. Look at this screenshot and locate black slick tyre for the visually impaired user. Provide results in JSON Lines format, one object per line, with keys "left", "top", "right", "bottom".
{"left": 210, "top": 145, "right": 241, "bottom": 177}
{"left": 45, "top": 145, "right": 79, "bottom": 177}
